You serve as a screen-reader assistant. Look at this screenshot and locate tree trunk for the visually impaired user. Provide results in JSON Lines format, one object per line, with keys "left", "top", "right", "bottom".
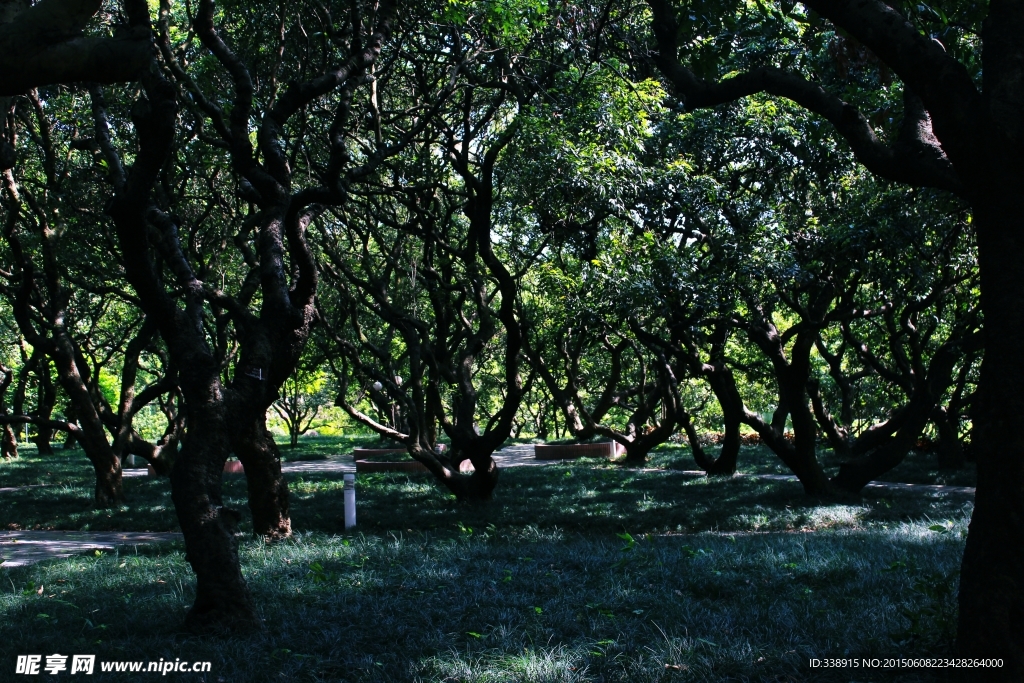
{"left": 463, "top": 450, "right": 500, "bottom": 500}
{"left": 749, "top": 333, "right": 831, "bottom": 495}
{"left": 170, "top": 402, "right": 260, "bottom": 633}
{"left": 0, "top": 364, "right": 15, "bottom": 458}
{"left": 620, "top": 438, "right": 653, "bottom": 465}
{"left": 126, "top": 429, "right": 176, "bottom": 475}
{"left": 50, "top": 336, "right": 123, "bottom": 506}
{"left": 616, "top": 418, "right": 677, "bottom": 467}
{"left": 831, "top": 402, "right": 929, "bottom": 492}
{"left": 955, "top": 196, "right": 1024, "bottom": 675}
{"left": 809, "top": 377, "right": 852, "bottom": 458}
{"left": 1, "top": 424, "right": 16, "bottom": 459}
{"left": 707, "top": 416, "right": 740, "bottom": 475}
{"left": 832, "top": 335, "right": 963, "bottom": 492}
{"left": 681, "top": 408, "right": 710, "bottom": 466}
{"left": 933, "top": 406, "right": 965, "bottom": 470}
{"left": 412, "top": 441, "right": 500, "bottom": 502}
{"left": 90, "top": 457, "right": 123, "bottom": 507}
{"left": 11, "top": 349, "right": 33, "bottom": 441}
{"left": 784, "top": 406, "right": 831, "bottom": 495}
{"left": 234, "top": 416, "right": 291, "bottom": 540}
{"left": 30, "top": 361, "right": 55, "bottom": 454}
{"left": 702, "top": 368, "right": 744, "bottom": 475}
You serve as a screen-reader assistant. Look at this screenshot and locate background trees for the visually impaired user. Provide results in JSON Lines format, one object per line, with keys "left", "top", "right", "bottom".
{"left": 272, "top": 362, "right": 332, "bottom": 449}
{"left": 639, "top": 0, "right": 1019, "bottom": 668}
{"left": 0, "top": 0, "right": 1011, "bottom": 670}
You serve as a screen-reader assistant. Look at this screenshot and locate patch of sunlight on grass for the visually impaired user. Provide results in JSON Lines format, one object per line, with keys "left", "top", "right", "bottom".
{"left": 805, "top": 504, "right": 870, "bottom": 529}
{"left": 418, "top": 645, "right": 590, "bottom": 683}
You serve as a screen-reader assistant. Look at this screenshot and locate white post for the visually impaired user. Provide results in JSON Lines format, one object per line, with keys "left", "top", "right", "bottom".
{"left": 343, "top": 474, "right": 356, "bottom": 529}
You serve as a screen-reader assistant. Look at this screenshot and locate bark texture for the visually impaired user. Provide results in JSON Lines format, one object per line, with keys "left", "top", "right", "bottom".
{"left": 233, "top": 415, "right": 291, "bottom": 539}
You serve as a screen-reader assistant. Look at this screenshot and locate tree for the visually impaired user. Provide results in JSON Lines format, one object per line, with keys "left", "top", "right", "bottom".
{"left": 87, "top": 0, "right": 406, "bottom": 630}
{"left": 272, "top": 366, "right": 331, "bottom": 449}
{"left": 317, "top": 143, "right": 528, "bottom": 500}
{"left": 1, "top": 84, "right": 180, "bottom": 503}
{"left": 318, "top": 2, "right": 604, "bottom": 498}
{"left": 642, "top": 0, "right": 1020, "bottom": 667}
{"left": 0, "top": 358, "right": 17, "bottom": 459}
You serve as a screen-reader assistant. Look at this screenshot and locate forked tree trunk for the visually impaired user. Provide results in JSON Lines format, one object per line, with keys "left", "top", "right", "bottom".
{"left": 460, "top": 451, "right": 500, "bottom": 501}
{"left": 748, "top": 333, "right": 831, "bottom": 495}
{"left": 619, "top": 438, "right": 653, "bottom": 466}
{"left": 832, "top": 336, "right": 965, "bottom": 491}
{"left": 831, "top": 399, "right": 932, "bottom": 492}
{"left": 129, "top": 394, "right": 184, "bottom": 475}
{"left": 89, "top": 458, "right": 123, "bottom": 507}
{"left": 688, "top": 419, "right": 740, "bottom": 475}
{"left": 956, "top": 195, "right": 1024, "bottom": 675}
{"left": 617, "top": 422, "right": 676, "bottom": 466}
{"left": 0, "top": 365, "right": 15, "bottom": 458}
{"left": 403, "top": 441, "right": 500, "bottom": 502}
{"left": 706, "top": 414, "right": 742, "bottom": 475}
{"left": 11, "top": 351, "right": 33, "bottom": 441}
{"left": 127, "top": 430, "right": 177, "bottom": 475}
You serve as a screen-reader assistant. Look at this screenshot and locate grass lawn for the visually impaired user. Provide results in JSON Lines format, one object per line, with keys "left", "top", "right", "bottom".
{"left": 0, "top": 435, "right": 974, "bottom": 681}
{"left": 647, "top": 442, "right": 978, "bottom": 488}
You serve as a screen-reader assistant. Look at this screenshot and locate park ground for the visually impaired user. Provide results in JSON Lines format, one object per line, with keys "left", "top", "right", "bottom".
{"left": 0, "top": 436, "right": 974, "bottom": 682}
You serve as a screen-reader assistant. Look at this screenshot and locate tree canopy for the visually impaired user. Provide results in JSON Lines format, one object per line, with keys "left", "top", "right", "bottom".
{"left": 1, "top": 0, "right": 1019, "bottom": 672}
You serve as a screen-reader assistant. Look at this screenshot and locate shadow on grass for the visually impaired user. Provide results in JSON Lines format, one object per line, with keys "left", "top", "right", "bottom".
{"left": 0, "top": 478, "right": 206, "bottom": 533}
{"left": 0, "top": 446, "right": 97, "bottom": 489}
{"left": 649, "top": 443, "right": 977, "bottom": 488}
{"left": 0, "top": 521, "right": 966, "bottom": 682}
{"left": 291, "top": 465, "right": 975, "bottom": 538}
{"left": 1, "top": 442, "right": 972, "bottom": 681}
{"left": 3, "top": 457, "right": 973, "bottom": 539}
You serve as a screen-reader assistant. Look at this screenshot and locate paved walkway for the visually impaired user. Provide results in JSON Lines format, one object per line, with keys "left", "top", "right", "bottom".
{"left": 118, "top": 445, "right": 544, "bottom": 478}
{"left": 0, "top": 531, "right": 183, "bottom": 568}
{"left": 283, "top": 443, "right": 548, "bottom": 473}
{"left": 0, "top": 484, "right": 47, "bottom": 493}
